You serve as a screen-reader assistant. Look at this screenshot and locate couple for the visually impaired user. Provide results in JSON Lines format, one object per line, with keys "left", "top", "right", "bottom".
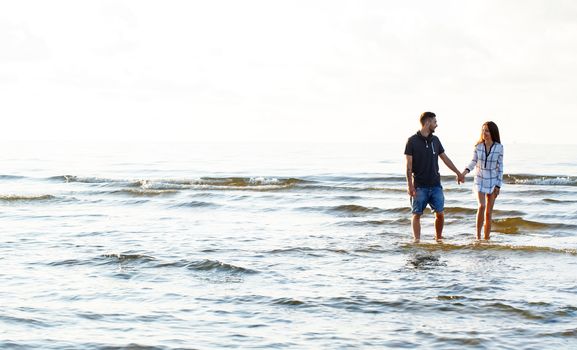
{"left": 404, "top": 112, "right": 503, "bottom": 242}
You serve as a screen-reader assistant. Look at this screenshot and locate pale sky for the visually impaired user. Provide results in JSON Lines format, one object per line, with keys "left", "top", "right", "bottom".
{"left": 1, "top": 0, "right": 576, "bottom": 144}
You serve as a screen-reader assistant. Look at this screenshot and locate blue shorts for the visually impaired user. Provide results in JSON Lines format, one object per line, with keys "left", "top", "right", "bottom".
{"left": 411, "top": 186, "right": 444, "bottom": 215}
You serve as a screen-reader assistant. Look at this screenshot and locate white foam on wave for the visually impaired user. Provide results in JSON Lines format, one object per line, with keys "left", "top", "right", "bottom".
{"left": 135, "top": 176, "right": 297, "bottom": 191}
{"left": 514, "top": 177, "right": 576, "bottom": 186}
{"left": 248, "top": 177, "right": 281, "bottom": 185}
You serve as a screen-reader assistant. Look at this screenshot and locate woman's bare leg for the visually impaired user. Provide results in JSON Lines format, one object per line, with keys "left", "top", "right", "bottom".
{"left": 484, "top": 191, "right": 498, "bottom": 240}
{"left": 476, "top": 191, "right": 486, "bottom": 240}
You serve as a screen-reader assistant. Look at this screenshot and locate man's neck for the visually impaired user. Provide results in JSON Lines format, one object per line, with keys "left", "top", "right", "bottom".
{"left": 419, "top": 127, "right": 431, "bottom": 138}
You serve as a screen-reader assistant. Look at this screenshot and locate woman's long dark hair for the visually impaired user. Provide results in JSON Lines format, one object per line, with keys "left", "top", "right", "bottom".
{"left": 477, "top": 121, "right": 501, "bottom": 144}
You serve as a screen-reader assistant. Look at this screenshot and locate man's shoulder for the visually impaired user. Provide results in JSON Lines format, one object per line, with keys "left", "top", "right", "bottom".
{"left": 404, "top": 134, "right": 419, "bottom": 155}
{"left": 407, "top": 133, "right": 420, "bottom": 142}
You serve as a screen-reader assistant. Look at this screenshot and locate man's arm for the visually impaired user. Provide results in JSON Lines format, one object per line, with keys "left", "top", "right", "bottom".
{"left": 439, "top": 153, "right": 464, "bottom": 184}
{"left": 406, "top": 155, "right": 416, "bottom": 196}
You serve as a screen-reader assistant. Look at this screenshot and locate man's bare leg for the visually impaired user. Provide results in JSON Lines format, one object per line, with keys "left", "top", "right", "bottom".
{"left": 412, "top": 214, "right": 421, "bottom": 242}
{"left": 435, "top": 212, "right": 444, "bottom": 240}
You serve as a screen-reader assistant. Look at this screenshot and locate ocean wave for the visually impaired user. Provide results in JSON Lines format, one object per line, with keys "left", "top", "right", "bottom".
{"left": 50, "top": 255, "right": 257, "bottom": 276}
{"left": 302, "top": 175, "right": 472, "bottom": 191}
{"left": 0, "top": 194, "right": 57, "bottom": 202}
{"left": 334, "top": 195, "right": 365, "bottom": 200}
{"left": 330, "top": 204, "right": 384, "bottom": 215}
{"left": 337, "top": 219, "right": 393, "bottom": 227}
{"left": 444, "top": 207, "right": 477, "bottom": 215}
{"left": 321, "top": 295, "right": 420, "bottom": 314}
{"left": 403, "top": 242, "right": 577, "bottom": 255}
{"left": 538, "top": 328, "right": 577, "bottom": 338}
{"left": 0, "top": 315, "right": 52, "bottom": 328}
{"left": 223, "top": 295, "right": 312, "bottom": 308}
{"left": 171, "top": 201, "right": 220, "bottom": 209}
{"left": 271, "top": 297, "right": 308, "bottom": 307}
{"left": 298, "top": 204, "right": 386, "bottom": 217}
{"left": 486, "top": 302, "right": 545, "bottom": 320}
{"left": 54, "top": 175, "right": 309, "bottom": 191}
{"left": 445, "top": 207, "right": 525, "bottom": 216}
{"left": 0, "top": 175, "right": 26, "bottom": 180}
{"left": 383, "top": 207, "right": 411, "bottom": 214}
{"left": 363, "top": 187, "right": 469, "bottom": 194}
{"left": 136, "top": 177, "right": 306, "bottom": 189}
{"left": 111, "top": 189, "right": 179, "bottom": 197}
{"left": 3, "top": 342, "right": 169, "bottom": 350}
{"left": 48, "top": 258, "right": 88, "bottom": 267}
{"left": 51, "top": 175, "right": 133, "bottom": 185}
{"left": 492, "top": 217, "right": 576, "bottom": 234}
{"left": 48, "top": 253, "right": 159, "bottom": 267}
{"left": 353, "top": 245, "right": 393, "bottom": 254}
{"left": 393, "top": 218, "right": 412, "bottom": 224}
{"left": 505, "top": 174, "right": 577, "bottom": 186}
{"left": 83, "top": 343, "right": 168, "bottom": 350}
{"left": 436, "top": 295, "right": 467, "bottom": 301}
{"left": 318, "top": 173, "right": 577, "bottom": 187}
{"left": 42, "top": 173, "right": 577, "bottom": 188}
{"left": 329, "top": 206, "right": 524, "bottom": 217}
{"left": 306, "top": 175, "right": 407, "bottom": 183}
{"left": 293, "top": 184, "right": 407, "bottom": 194}
{"left": 184, "top": 259, "right": 258, "bottom": 274}
{"left": 161, "top": 177, "right": 307, "bottom": 191}
{"left": 101, "top": 253, "right": 158, "bottom": 264}
{"left": 543, "top": 198, "right": 577, "bottom": 204}
{"left": 156, "top": 259, "right": 258, "bottom": 274}
{"left": 517, "top": 189, "right": 569, "bottom": 196}
{"left": 267, "top": 247, "right": 350, "bottom": 256}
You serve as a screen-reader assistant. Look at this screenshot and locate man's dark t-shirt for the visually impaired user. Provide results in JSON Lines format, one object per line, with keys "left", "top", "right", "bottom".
{"left": 404, "top": 131, "right": 445, "bottom": 187}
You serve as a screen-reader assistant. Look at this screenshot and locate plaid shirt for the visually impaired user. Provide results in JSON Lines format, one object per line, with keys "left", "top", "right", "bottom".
{"left": 466, "top": 142, "right": 504, "bottom": 194}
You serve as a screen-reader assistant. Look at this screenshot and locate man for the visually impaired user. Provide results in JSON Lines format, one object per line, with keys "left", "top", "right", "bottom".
{"left": 404, "top": 112, "right": 463, "bottom": 242}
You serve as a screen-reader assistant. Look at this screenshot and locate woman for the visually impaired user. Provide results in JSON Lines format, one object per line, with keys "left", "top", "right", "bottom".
{"left": 462, "top": 121, "right": 504, "bottom": 240}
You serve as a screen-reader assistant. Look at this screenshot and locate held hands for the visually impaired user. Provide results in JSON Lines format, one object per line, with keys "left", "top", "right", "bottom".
{"left": 456, "top": 171, "right": 465, "bottom": 184}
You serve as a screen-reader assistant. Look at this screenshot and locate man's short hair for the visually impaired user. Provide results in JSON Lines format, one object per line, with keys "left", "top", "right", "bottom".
{"left": 420, "top": 112, "right": 436, "bottom": 126}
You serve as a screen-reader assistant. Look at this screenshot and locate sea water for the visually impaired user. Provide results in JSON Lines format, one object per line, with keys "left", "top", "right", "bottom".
{"left": 1, "top": 141, "right": 576, "bottom": 349}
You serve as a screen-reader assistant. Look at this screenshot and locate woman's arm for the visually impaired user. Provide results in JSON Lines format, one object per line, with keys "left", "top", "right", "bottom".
{"left": 464, "top": 145, "right": 478, "bottom": 175}
{"left": 496, "top": 145, "right": 504, "bottom": 188}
